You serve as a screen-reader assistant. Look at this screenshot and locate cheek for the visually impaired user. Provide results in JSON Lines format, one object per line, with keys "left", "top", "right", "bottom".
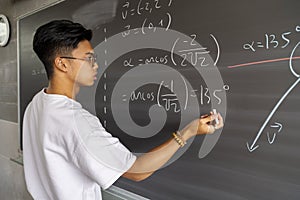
{"left": 76, "top": 67, "right": 94, "bottom": 83}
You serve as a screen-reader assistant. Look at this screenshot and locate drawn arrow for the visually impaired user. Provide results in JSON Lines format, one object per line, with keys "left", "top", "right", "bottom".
{"left": 246, "top": 142, "right": 259, "bottom": 152}
{"left": 246, "top": 78, "right": 300, "bottom": 153}
{"left": 247, "top": 42, "right": 300, "bottom": 153}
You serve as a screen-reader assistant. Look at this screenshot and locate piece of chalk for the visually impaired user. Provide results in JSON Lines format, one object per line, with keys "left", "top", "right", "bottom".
{"left": 213, "top": 109, "right": 219, "bottom": 125}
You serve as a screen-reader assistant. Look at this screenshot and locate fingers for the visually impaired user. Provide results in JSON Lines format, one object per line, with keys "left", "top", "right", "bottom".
{"left": 200, "top": 114, "right": 209, "bottom": 119}
{"left": 206, "top": 124, "right": 215, "bottom": 134}
{"left": 200, "top": 111, "right": 224, "bottom": 134}
{"left": 200, "top": 112, "right": 217, "bottom": 124}
{"left": 214, "top": 113, "right": 224, "bottom": 129}
{"left": 192, "top": 111, "right": 224, "bottom": 135}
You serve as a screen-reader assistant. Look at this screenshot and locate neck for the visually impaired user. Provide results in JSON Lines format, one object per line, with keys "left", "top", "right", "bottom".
{"left": 46, "top": 77, "right": 80, "bottom": 99}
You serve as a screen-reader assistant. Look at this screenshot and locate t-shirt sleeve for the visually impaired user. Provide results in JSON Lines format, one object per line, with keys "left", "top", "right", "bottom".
{"left": 71, "top": 110, "right": 136, "bottom": 190}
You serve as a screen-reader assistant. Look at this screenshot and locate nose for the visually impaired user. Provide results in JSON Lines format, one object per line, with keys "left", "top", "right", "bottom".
{"left": 93, "top": 62, "right": 99, "bottom": 70}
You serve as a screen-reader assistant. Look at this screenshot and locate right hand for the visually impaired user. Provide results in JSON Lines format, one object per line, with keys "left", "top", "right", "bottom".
{"left": 181, "top": 112, "right": 224, "bottom": 139}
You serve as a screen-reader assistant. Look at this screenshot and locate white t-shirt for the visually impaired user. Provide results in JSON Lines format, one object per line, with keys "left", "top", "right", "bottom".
{"left": 23, "top": 89, "right": 136, "bottom": 200}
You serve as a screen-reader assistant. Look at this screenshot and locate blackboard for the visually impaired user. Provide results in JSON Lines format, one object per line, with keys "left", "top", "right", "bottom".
{"left": 19, "top": 0, "right": 300, "bottom": 199}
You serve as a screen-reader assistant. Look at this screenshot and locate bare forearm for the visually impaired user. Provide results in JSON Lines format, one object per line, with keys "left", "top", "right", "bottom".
{"left": 123, "top": 130, "right": 193, "bottom": 181}
{"left": 122, "top": 112, "right": 223, "bottom": 181}
{"left": 132, "top": 138, "right": 180, "bottom": 172}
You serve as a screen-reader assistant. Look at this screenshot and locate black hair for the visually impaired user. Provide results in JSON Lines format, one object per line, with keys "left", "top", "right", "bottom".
{"left": 33, "top": 19, "right": 92, "bottom": 79}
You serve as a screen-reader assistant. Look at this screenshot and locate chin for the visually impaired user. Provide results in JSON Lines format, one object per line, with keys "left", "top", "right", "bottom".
{"left": 83, "top": 83, "right": 93, "bottom": 87}
{"left": 87, "top": 80, "right": 95, "bottom": 86}
{"left": 79, "top": 81, "right": 94, "bottom": 87}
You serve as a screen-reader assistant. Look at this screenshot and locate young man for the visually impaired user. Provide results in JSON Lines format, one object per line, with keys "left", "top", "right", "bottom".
{"left": 23, "top": 20, "right": 223, "bottom": 200}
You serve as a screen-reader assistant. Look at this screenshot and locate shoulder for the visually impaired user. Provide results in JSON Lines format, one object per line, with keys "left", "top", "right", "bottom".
{"left": 73, "top": 108, "right": 105, "bottom": 133}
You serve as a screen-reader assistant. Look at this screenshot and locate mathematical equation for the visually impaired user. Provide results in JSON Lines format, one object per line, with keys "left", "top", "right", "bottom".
{"left": 122, "top": 34, "right": 221, "bottom": 68}
{"left": 121, "top": 78, "right": 229, "bottom": 113}
{"left": 171, "top": 34, "right": 220, "bottom": 67}
{"left": 31, "top": 68, "right": 46, "bottom": 76}
{"left": 243, "top": 25, "right": 300, "bottom": 52}
{"left": 121, "top": 14, "right": 172, "bottom": 37}
{"left": 121, "top": 0, "right": 173, "bottom": 20}
{"left": 121, "top": 0, "right": 173, "bottom": 37}
{"left": 123, "top": 54, "right": 168, "bottom": 67}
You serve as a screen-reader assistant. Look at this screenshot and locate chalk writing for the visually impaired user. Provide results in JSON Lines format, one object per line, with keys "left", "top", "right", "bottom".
{"left": 103, "top": 27, "right": 108, "bottom": 127}
{"left": 171, "top": 34, "right": 220, "bottom": 67}
{"left": 121, "top": 78, "right": 229, "bottom": 113}
{"left": 267, "top": 122, "right": 283, "bottom": 144}
{"left": 123, "top": 55, "right": 169, "bottom": 67}
{"left": 243, "top": 25, "right": 300, "bottom": 52}
{"left": 120, "top": 0, "right": 173, "bottom": 37}
{"left": 31, "top": 68, "right": 46, "bottom": 76}
{"left": 247, "top": 41, "right": 300, "bottom": 152}
{"left": 121, "top": 0, "right": 172, "bottom": 20}
{"left": 121, "top": 13, "right": 172, "bottom": 37}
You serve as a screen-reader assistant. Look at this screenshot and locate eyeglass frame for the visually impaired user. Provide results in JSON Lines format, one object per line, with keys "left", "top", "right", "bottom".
{"left": 60, "top": 54, "right": 97, "bottom": 67}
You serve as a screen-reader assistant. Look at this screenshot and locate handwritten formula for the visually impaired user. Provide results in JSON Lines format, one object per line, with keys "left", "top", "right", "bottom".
{"left": 243, "top": 25, "right": 300, "bottom": 52}
{"left": 121, "top": 0, "right": 173, "bottom": 37}
{"left": 244, "top": 25, "right": 300, "bottom": 152}
{"left": 121, "top": 78, "right": 229, "bottom": 113}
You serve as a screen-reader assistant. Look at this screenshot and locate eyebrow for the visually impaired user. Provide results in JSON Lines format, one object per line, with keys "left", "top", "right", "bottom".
{"left": 85, "top": 52, "right": 95, "bottom": 56}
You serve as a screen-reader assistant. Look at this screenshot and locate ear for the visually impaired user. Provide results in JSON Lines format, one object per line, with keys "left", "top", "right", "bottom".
{"left": 54, "top": 57, "right": 68, "bottom": 72}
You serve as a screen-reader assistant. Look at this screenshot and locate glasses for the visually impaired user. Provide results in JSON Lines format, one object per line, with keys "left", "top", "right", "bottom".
{"left": 60, "top": 54, "right": 97, "bottom": 67}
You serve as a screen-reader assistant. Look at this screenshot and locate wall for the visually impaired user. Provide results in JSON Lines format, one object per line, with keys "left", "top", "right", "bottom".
{"left": 0, "top": 0, "right": 58, "bottom": 199}
{"left": 0, "top": 0, "right": 146, "bottom": 199}
{"left": 0, "top": 0, "right": 58, "bottom": 198}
